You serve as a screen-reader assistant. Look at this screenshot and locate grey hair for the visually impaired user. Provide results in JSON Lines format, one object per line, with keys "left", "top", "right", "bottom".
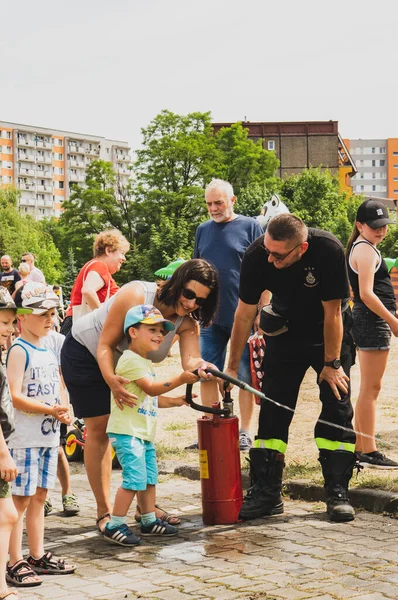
{"left": 205, "top": 179, "right": 234, "bottom": 200}
{"left": 1, "top": 255, "right": 11, "bottom": 261}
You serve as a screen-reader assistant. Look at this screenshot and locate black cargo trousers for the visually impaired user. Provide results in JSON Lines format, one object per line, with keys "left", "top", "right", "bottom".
{"left": 257, "top": 317, "right": 356, "bottom": 450}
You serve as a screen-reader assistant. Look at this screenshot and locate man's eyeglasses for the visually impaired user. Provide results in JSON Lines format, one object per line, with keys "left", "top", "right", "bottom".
{"left": 262, "top": 242, "right": 302, "bottom": 263}
{"left": 20, "top": 259, "right": 27, "bottom": 262}
{"left": 181, "top": 287, "right": 207, "bottom": 307}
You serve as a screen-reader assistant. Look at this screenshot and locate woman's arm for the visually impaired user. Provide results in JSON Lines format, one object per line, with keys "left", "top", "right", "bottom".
{"left": 81, "top": 271, "right": 106, "bottom": 311}
{"left": 177, "top": 317, "right": 209, "bottom": 371}
{"left": 354, "top": 245, "right": 398, "bottom": 332}
{"left": 97, "top": 283, "right": 145, "bottom": 405}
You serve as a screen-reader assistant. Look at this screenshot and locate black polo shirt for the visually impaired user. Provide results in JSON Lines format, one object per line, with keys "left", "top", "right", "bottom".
{"left": 239, "top": 228, "right": 350, "bottom": 344}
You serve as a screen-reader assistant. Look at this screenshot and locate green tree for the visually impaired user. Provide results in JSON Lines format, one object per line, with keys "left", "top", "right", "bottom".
{"left": 0, "top": 188, "right": 62, "bottom": 283}
{"left": 61, "top": 247, "right": 79, "bottom": 298}
{"left": 213, "top": 123, "right": 279, "bottom": 195}
{"left": 279, "top": 168, "right": 360, "bottom": 246}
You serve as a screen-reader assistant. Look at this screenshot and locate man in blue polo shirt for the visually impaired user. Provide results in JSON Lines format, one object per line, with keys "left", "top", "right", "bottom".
{"left": 191, "top": 179, "right": 264, "bottom": 451}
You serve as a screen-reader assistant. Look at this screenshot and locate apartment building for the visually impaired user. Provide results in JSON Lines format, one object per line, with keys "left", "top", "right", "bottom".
{"left": 347, "top": 139, "right": 398, "bottom": 205}
{"left": 0, "top": 120, "right": 131, "bottom": 219}
{"left": 212, "top": 120, "right": 357, "bottom": 194}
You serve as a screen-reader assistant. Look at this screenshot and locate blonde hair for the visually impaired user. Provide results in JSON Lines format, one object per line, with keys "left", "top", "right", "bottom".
{"left": 93, "top": 229, "right": 130, "bottom": 257}
{"left": 18, "top": 262, "right": 30, "bottom": 278}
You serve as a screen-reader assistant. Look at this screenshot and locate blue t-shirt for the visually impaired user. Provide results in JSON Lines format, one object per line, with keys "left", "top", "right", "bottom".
{"left": 194, "top": 215, "right": 263, "bottom": 326}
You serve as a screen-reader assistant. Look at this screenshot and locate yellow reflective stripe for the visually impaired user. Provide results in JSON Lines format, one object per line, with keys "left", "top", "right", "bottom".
{"left": 315, "top": 438, "right": 355, "bottom": 453}
{"left": 253, "top": 438, "right": 287, "bottom": 453}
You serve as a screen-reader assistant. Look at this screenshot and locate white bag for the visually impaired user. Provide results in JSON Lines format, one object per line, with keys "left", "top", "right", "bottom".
{"left": 72, "top": 261, "right": 111, "bottom": 323}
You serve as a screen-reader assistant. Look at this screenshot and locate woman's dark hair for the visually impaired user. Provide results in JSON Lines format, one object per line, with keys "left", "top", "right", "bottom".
{"left": 157, "top": 259, "right": 219, "bottom": 327}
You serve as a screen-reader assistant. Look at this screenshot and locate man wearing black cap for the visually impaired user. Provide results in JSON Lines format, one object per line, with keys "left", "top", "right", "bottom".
{"left": 226, "top": 213, "right": 356, "bottom": 523}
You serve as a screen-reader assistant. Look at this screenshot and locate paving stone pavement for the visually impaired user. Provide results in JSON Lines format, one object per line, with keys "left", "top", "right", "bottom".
{"left": 14, "top": 466, "right": 398, "bottom": 600}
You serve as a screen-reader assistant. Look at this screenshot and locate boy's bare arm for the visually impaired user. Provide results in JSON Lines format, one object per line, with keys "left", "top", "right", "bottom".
{"left": 7, "top": 345, "right": 68, "bottom": 419}
{"left": 134, "top": 371, "right": 198, "bottom": 397}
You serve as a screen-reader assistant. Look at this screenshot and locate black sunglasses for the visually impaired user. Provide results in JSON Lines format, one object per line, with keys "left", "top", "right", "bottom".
{"left": 181, "top": 287, "right": 207, "bottom": 307}
{"left": 262, "top": 242, "right": 302, "bottom": 263}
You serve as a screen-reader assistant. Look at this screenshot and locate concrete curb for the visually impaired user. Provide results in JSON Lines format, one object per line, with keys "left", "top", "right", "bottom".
{"left": 159, "top": 461, "right": 398, "bottom": 515}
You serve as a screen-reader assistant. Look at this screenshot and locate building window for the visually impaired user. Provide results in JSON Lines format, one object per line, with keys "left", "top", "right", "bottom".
{"left": 393, "top": 152, "right": 398, "bottom": 156}
{"left": 394, "top": 164, "right": 398, "bottom": 169}
{"left": 380, "top": 147, "right": 386, "bottom": 153}
{"left": 372, "top": 160, "right": 376, "bottom": 167}
{"left": 372, "top": 185, "right": 376, "bottom": 191}
{"left": 59, "top": 181, "right": 64, "bottom": 189}
{"left": 394, "top": 190, "right": 398, "bottom": 194}
{"left": 372, "top": 147, "right": 375, "bottom": 153}
{"left": 361, "top": 185, "right": 364, "bottom": 191}
{"left": 267, "top": 140, "right": 275, "bottom": 151}
{"left": 394, "top": 177, "right": 398, "bottom": 181}
{"left": 380, "top": 160, "right": 385, "bottom": 166}
{"left": 372, "top": 173, "right": 376, "bottom": 179}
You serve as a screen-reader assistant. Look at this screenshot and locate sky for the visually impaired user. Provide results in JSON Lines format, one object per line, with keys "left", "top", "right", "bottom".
{"left": 1, "top": 0, "right": 397, "bottom": 152}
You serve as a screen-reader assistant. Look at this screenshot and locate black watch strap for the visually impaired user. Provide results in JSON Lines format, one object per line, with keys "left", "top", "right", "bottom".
{"left": 324, "top": 358, "right": 341, "bottom": 369}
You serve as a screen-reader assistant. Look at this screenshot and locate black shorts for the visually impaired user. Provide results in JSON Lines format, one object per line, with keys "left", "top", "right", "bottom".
{"left": 60, "top": 333, "right": 111, "bottom": 419}
{"left": 352, "top": 306, "right": 393, "bottom": 351}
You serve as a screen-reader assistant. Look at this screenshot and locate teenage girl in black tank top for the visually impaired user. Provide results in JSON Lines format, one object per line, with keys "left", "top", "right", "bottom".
{"left": 346, "top": 199, "right": 398, "bottom": 469}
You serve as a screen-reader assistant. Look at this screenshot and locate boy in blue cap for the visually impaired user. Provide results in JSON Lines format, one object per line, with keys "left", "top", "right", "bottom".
{"left": 105, "top": 305, "right": 198, "bottom": 547}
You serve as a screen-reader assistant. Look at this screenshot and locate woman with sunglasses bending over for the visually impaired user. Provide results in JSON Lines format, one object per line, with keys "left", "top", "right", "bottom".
{"left": 60, "top": 259, "right": 219, "bottom": 532}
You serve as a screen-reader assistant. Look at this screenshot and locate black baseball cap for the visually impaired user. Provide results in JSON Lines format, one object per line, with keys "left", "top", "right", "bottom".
{"left": 356, "top": 199, "right": 394, "bottom": 229}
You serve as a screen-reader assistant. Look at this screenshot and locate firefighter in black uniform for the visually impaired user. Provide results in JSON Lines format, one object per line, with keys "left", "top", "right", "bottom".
{"left": 226, "top": 213, "right": 356, "bottom": 522}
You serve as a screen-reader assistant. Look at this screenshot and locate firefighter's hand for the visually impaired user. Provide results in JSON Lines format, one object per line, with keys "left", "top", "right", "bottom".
{"left": 223, "top": 367, "right": 239, "bottom": 394}
{"left": 319, "top": 366, "right": 349, "bottom": 400}
{"left": 109, "top": 374, "right": 138, "bottom": 410}
{"left": 0, "top": 449, "right": 18, "bottom": 482}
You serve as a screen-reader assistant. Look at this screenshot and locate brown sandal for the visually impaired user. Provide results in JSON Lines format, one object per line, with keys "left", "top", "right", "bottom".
{"left": 0, "top": 592, "right": 20, "bottom": 599}
{"left": 96, "top": 512, "right": 111, "bottom": 533}
{"left": 135, "top": 504, "right": 181, "bottom": 526}
{"left": 6, "top": 560, "right": 42, "bottom": 588}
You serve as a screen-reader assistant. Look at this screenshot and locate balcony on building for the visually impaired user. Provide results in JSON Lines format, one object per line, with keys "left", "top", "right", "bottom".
{"left": 17, "top": 134, "right": 35, "bottom": 148}
{"left": 36, "top": 169, "right": 52, "bottom": 178}
{"left": 36, "top": 139, "right": 52, "bottom": 149}
{"left": 36, "top": 184, "right": 53, "bottom": 193}
{"left": 17, "top": 152, "right": 35, "bottom": 162}
{"left": 68, "top": 142, "right": 86, "bottom": 154}
{"left": 85, "top": 146, "right": 100, "bottom": 156}
{"left": 69, "top": 159, "right": 85, "bottom": 168}
{"left": 18, "top": 182, "right": 35, "bottom": 191}
{"left": 18, "top": 166, "right": 35, "bottom": 176}
{"left": 36, "top": 154, "right": 52, "bottom": 165}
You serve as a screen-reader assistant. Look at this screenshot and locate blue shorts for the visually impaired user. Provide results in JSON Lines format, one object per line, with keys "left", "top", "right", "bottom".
{"left": 200, "top": 323, "right": 251, "bottom": 384}
{"left": 10, "top": 447, "right": 58, "bottom": 497}
{"left": 108, "top": 433, "right": 158, "bottom": 491}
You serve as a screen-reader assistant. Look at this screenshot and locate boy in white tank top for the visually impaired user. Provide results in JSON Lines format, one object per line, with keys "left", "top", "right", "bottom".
{"left": 6, "top": 282, "right": 75, "bottom": 586}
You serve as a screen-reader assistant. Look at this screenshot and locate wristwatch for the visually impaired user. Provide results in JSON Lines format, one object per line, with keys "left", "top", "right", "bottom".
{"left": 324, "top": 358, "right": 341, "bottom": 369}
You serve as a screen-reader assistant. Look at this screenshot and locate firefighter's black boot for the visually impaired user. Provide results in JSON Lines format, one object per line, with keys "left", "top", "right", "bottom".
{"left": 239, "top": 448, "right": 284, "bottom": 520}
{"left": 318, "top": 449, "right": 356, "bottom": 522}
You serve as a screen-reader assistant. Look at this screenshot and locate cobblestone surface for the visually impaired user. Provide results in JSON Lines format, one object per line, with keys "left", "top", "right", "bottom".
{"left": 11, "top": 466, "right": 398, "bottom": 600}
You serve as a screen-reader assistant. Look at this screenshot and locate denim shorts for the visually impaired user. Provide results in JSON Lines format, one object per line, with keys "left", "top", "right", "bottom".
{"left": 10, "top": 446, "right": 58, "bottom": 496}
{"left": 200, "top": 323, "right": 251, "bottom": 383}
{"left": 352, "top": 306, "right": 393, "bottom": 351}
{"left": 108, "top": 433, "right": 158, "bottom": 491}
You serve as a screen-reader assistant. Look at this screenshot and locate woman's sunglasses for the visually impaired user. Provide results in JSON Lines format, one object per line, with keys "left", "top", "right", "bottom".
{"left": 181, "top": 287, "right": 207, "bottom": 307}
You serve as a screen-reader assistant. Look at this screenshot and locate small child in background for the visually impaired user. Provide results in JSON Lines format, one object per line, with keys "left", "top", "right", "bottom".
{"left": 105, "top": 305, "right": 198, "bottom": 547}
{"left": 6, "top": 282, "right": 75, "bottom": 587}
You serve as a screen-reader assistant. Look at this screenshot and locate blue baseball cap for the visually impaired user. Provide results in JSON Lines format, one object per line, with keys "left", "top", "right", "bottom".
{"left": 124, "top": 304, "right": 175, "bottom": 334}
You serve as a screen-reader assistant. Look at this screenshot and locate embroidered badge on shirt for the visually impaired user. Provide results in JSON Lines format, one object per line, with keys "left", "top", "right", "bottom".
{"left": 304, "top": 267, "right": 318, "bottom": 287}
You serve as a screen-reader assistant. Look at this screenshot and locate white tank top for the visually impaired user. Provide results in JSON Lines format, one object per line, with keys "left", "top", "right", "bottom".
{"left": 72, "top": 281, "right": 185, "bottom": 363}
{"left": 7, "top": 338, "right": 61, "bottom": 449}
